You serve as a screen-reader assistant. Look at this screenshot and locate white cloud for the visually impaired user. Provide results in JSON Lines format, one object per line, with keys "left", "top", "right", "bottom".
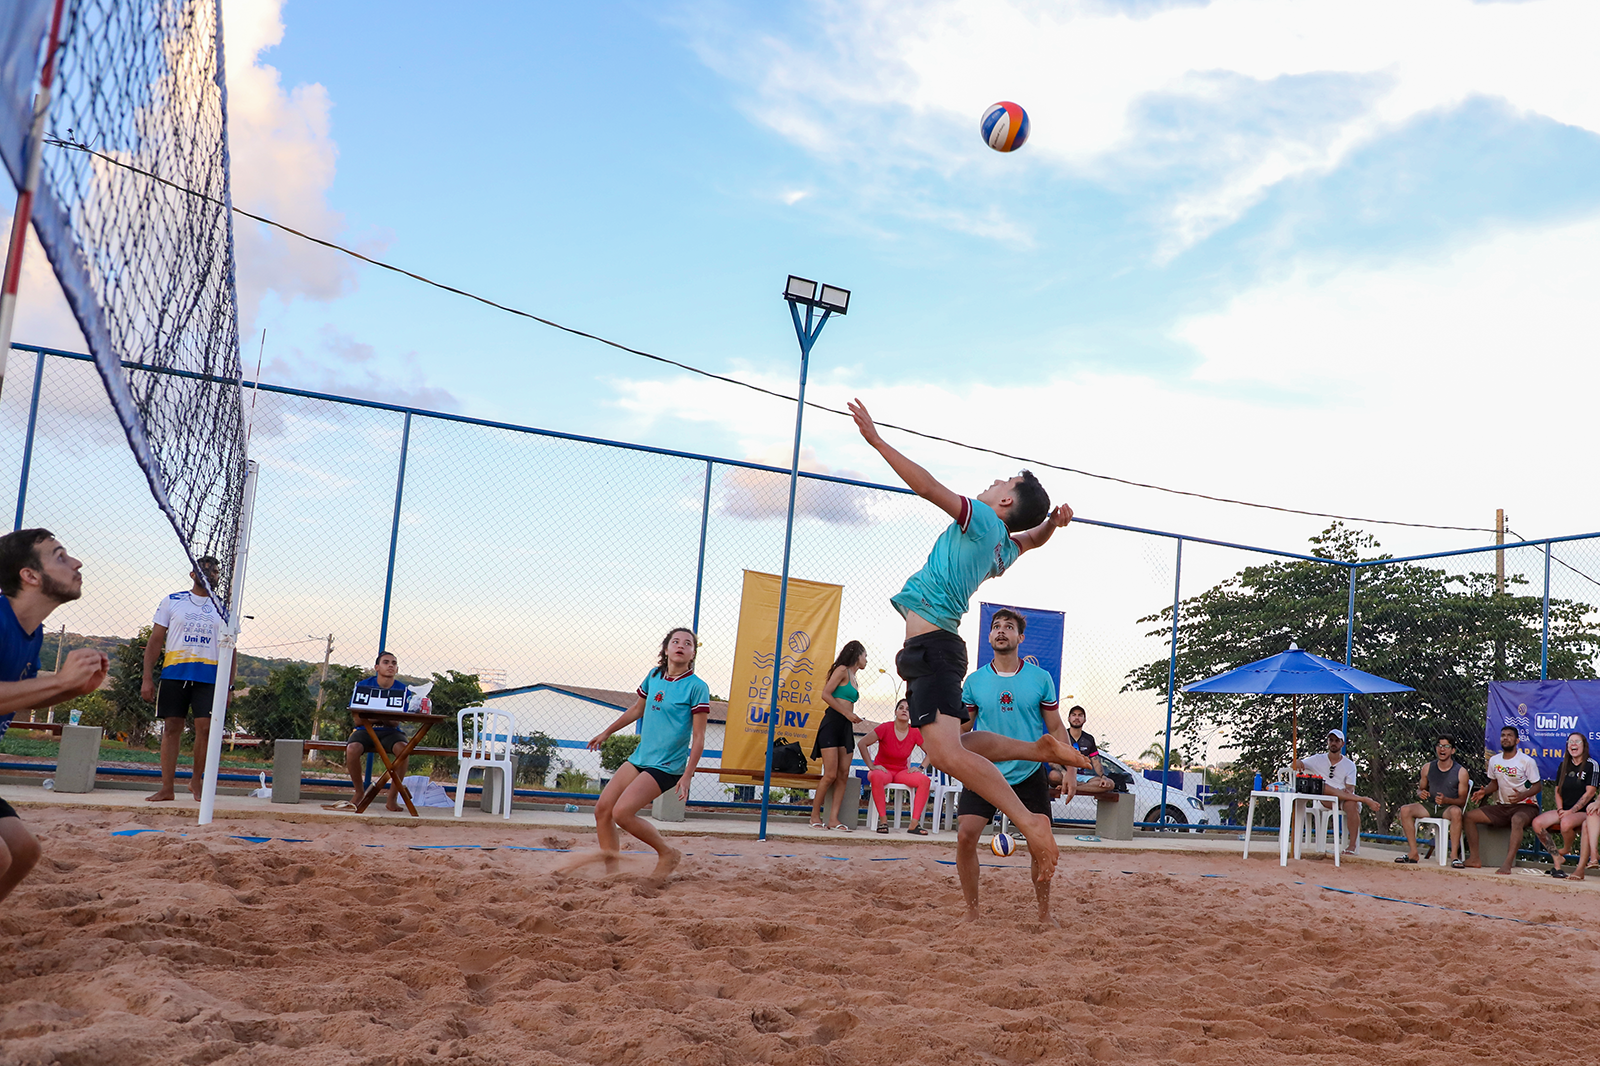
{"left": 693, "top": 0, "right": 1600, "bottom": 252}
{"left": 223, "top": 0, "right": 363, "bottom": 325}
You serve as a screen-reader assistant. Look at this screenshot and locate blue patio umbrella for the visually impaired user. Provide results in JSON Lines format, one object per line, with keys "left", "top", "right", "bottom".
{"left": 1180, "top": 643, "right": 1413, "bottom": 763}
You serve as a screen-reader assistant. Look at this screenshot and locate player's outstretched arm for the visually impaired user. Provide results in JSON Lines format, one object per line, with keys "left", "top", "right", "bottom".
{"left": 1011, "top": 503, "right": 1074, "bottom": 554}
{"left": 588, "top": 695, "right": 646, "bottom": 750}
{"left": 848, "top": 398, "right": 964, "bottom": 523}
{"left": 0, "top": 649, "right": 108, "bottom": 715}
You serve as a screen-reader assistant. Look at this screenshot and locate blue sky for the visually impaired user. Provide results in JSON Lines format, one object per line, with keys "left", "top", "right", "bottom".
{"left": 12, "top": 0, "right": 1600, "bottom": 757}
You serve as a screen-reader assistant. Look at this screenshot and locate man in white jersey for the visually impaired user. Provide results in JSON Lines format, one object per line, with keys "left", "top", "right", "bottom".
{"left": 1293, "top": 729, "right": 1381, "bottom": 856}
{"left": 142, "top": 556, "right": 232, "bottom": 803}
{"left": 1462, "top": 724, "right": 1541, "bottom": 874}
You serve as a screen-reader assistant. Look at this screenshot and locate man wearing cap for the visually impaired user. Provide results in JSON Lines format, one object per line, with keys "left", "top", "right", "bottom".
{"left": 1293, "top": 728, "right": 1381, "bottom": 856}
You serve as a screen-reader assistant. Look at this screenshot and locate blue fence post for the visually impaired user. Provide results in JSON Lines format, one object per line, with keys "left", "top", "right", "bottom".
{"left": 1342, "top": 565, "right": 1356, "bottom": 737}
{"left": 760, "top": 297, "right": 831, "bottom": 840}
{"left": 1542, "top": 541, "right": 1552, "bottom": 679}
{"left": 378, "top": 412, "right": 412, "bottom": 654}
{"left": 692, "top": 459, "right": 711, "bottom": 634}
{"left": 12, "top": 348, "right": 44, "bottom": 531}
{"left": 1159, "top": 538, "right": 1182, "bottom": 827}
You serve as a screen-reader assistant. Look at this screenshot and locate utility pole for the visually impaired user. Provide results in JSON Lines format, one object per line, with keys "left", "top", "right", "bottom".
{"left": 1495, "top": 508, "right": 1506, "bottom": 595}
{"left": 307, "top": 633, "right": 334, "bottom": 763}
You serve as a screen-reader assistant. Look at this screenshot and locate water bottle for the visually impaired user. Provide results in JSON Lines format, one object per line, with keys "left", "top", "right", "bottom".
{"left": 68, "top": 708, "right": 82, "bottom": 726}
{"left": 1253, "top": 772, "right": 1263, "bottom": 792}
{"left": 41, "top": 778, "right": 54, "bottom": 791}
{"left": 563, "top": 803, "right": 579, "bottom": 813}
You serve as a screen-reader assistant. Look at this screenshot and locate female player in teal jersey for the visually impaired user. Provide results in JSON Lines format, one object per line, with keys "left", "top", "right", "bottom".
{"left": 588, "top": 627, "right": 710, "bottom": 884}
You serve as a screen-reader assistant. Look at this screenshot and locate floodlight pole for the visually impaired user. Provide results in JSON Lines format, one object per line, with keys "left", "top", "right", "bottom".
{"left": 0, "top": 0, "right": 67, "bottom": 400}
{"left": 757, "top": 298, "right": 832, "bottom": 840}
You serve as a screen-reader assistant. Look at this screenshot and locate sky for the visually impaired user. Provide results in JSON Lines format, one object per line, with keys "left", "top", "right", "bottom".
{"left": 10, "top": 0, "right": 1600, "bottom": 758}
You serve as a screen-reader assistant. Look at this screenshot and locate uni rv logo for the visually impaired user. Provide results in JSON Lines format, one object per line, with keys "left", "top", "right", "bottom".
{"left": 1537, "top": 715, "right": 1579, "bottom": 730}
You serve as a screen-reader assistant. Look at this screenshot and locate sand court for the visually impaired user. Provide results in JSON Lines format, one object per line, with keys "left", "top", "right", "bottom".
{"left": 3, "top": 803, "right": 1599, "bottom": 1065}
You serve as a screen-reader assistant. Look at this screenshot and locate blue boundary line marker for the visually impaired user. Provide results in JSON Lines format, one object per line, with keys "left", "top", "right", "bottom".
{"left": 1298, "top": 882, "right": 1588, "bottom": 932}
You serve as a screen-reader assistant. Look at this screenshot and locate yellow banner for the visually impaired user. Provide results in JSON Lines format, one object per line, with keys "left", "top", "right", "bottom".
{"left": 720, "top": 570, "right": 843, "bottom": 786}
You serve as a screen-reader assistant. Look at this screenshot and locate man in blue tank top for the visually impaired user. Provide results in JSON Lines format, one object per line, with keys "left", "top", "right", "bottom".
{"left": 850, "top": 398, "right": 1090, "bottom": 886}
{"left": 0, "top": 529, "right": 110, "bottom": 903}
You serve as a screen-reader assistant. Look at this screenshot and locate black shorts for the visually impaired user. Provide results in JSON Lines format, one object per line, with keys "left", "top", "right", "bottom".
{"left": 812, "top": 708, "right": 855, "bottom": 758}
{"left": 0, "top": 796, "right": 17, "bottom": 821}
{"left": 346, "top": 726, "right": 406, "bottom": 754}
{"left": 896, "top": 629, "right": 968, "bottom": 728}
{"left": 630, "top": 762, "right": 682, "bottom": 794}
{"left": 157, "top": 679, "right": 216, "bottom": 720}
{"left": 957, "top": 764, "right": 1052, "bottom": 822}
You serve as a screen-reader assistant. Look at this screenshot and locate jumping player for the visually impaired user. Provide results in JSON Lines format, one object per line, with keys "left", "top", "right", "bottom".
{"left": 849, "top": 398, "right": 1088, "bottom": 884}
{"left": 957, "top": 609, "right": 1067, "bottom": 924}
{"left": 0, "top": 530, "right": 109, "bottom": 903}
{"left": 587, "top": 628, "right": 709, "bottom": 884}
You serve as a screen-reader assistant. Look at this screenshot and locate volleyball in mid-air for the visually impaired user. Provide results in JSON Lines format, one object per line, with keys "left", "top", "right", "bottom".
{"left": 990, "top": 831, "right": 1016, "bottom": 857}
{"left": 981, "top": 102, "right": 1029, "bottom": 153}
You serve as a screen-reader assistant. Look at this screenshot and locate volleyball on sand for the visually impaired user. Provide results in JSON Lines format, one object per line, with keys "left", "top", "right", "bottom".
{"left": 981, "top": 101, "right": 1029, "bottom": 152}
{"left": 990, "top": 831, "right": 1017, "bottom": 857}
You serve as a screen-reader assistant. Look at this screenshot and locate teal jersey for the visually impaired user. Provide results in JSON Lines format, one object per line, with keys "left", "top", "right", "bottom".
{"left": 960, "top": 661, "right": 1059, "bottom": 785}
{"left": 630, "top": 669, "right": 712, "bottom": 775}
{"left": 891, "top": 497, "right": 1021, "bottom": 634}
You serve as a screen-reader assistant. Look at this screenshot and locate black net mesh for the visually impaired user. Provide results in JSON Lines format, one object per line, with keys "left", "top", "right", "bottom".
{"left": 36, "top": 0, "right": 245, "bottom": 608}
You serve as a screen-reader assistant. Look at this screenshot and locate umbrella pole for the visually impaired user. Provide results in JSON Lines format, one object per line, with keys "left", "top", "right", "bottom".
{"left": 1291, "top": 694, "right": 1298, "bottom": 770}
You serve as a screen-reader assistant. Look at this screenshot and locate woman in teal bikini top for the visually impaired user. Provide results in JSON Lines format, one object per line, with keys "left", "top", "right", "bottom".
{"left": 810, "top": 640, "right": 867, "bottom": 831}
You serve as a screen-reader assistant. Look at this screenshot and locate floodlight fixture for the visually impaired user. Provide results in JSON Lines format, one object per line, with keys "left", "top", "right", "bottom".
{"left": 817, "top": 284, "right": 850, "bottom": 315}
{"left": 785, "top": 275, "right": 819, "bottom": 303}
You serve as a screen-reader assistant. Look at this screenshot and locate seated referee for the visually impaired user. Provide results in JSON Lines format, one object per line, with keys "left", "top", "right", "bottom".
{"left": 341, "top": 651, "right": 412, "bottom": 812}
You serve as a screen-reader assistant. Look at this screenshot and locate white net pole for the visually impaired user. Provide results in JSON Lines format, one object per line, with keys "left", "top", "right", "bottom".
{"left": 198, "top": 457, "right": 257, "bottom": 825}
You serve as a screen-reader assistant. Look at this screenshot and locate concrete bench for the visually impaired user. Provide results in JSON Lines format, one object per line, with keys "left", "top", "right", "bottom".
{"left": 1094, "top": 791, "right": 1134, "bottom": 840}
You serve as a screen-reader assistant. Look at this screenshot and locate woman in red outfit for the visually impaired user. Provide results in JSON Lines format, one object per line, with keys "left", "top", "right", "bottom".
{"left": 859, "top": 698, "right": 932, "bottom": 835}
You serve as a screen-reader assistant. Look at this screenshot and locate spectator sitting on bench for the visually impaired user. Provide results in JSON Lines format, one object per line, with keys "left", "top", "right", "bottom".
{"left": 1049, "top": 704, "right": 1114, "bottom": 801}
{"left": 1461, "top": 724, "right": 1541, "bottom": 874}
{"left": 340, "top": 651, "right": 412, "bottom": 812}
{"left": 1293, "top": 728, "right": 1381, "bottom": 856}
{"left": 1395, "top": 735, "right": 1469, "bottom": 863}
{"left": 1532, "top": 731, "right": 1597, "bottom": 878}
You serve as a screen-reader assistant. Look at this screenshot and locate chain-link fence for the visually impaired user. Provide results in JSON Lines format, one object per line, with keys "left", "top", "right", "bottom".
{"left": 6, "top": 342, "right": 1600, "bottom": 832}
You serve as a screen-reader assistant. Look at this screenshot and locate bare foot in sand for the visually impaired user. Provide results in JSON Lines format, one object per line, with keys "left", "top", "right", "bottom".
{"left": 1038, "top": 734, "right": 1092, "bottom": 771}
{"left": 145, "top": 789, "right": 175, "bottom": 803}
{"left": 961, "top": 907, "right": 981, "bottom": 924}
{"left": 1036, "top": 913, "right": 1060, "bottom": 928}
{"left": 649, "top": 846, "right": 682, "bottom": 886}
{"left": 555, "top": 849, "right": 622, "bottom": 876}
{"left": 1017, "top": 812, "right": 1057, "bottom": 883}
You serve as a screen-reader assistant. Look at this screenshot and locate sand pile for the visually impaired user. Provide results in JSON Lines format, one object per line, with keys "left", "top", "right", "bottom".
{"left": 3, "top": 807, "right": 1599, "bottom": 1065}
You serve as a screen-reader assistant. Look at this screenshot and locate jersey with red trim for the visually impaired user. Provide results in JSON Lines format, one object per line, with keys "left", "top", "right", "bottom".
{"left": 960, "top": 660, "right": 1058, "bottom": 785}
{"left": 630, "top": 669, "right": 711, "bottom": 775}
{"left": 891, "top": 497, "right": 1020, "bottom": 634}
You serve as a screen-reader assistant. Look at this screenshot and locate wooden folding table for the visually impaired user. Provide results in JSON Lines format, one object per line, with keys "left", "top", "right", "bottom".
{"left": 351, "top": 708, "right": 447, "bottom": 816}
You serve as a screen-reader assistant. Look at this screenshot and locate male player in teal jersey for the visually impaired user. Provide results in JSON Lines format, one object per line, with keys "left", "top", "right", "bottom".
{"left": 850, "top": 398, "right": 1088, "bottom": 885}
{"left": 957, "top": 609, "right": 1067, "bottom": 924}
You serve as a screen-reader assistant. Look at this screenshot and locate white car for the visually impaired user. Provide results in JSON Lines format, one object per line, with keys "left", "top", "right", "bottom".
{"left": 1050, "top": 752, "right": 1220, "bottom": 830}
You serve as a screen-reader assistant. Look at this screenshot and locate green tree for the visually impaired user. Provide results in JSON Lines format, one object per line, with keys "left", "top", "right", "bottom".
{"left": 411, "top": 670, "right": 485, "bottom": 774}
{"left": 107, "top": 626, "right": 158, "bottom": 744}
{"left": 234, "top": 662, "right": 317, "bottom": 743}
{"left": 599, "top": 734, "right": 641, "bottom": 772}
{"left": 1123, "top": 524, "right": 1600, "bottom": 828}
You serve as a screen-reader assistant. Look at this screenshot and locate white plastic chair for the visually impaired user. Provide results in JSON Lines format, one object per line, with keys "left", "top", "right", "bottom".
{"left": 453, "top": 707, "right": 516, "bottom": 819}
{"left": 1415, "top": 815, "right": 1452, "bottom": 866}
{"left": 867, "top": 782, "right": 914, "bottom": 831}
{"left": 928, "top": 770, "right": 962, "bottom": 833}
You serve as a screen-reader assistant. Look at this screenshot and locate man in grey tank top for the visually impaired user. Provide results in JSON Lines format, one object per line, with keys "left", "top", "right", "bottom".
{"left": 1396, "top": 736, "right": 1470, "bottom": 863}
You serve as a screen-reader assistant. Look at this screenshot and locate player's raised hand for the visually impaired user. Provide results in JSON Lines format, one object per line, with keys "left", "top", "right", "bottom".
{"left": 847, "top": 398, "right": 881, "bottom": 445}
{"left": 1049, "top": 503, "right": 1074, "bottom": 528}
{"left": 61, "top": 648, "right": 109, "bottom": 696}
